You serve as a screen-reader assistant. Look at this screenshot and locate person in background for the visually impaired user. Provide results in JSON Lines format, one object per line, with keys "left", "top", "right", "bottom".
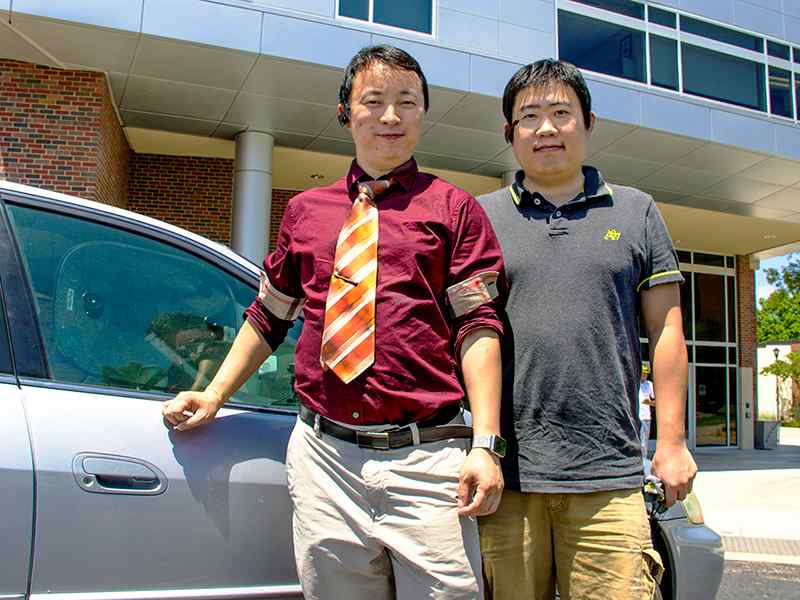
{"left": 639, "top": 363, "right": 655, "bottom": 463}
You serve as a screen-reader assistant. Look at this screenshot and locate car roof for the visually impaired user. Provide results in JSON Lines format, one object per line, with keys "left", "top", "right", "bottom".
{"left": 0, "top": 179, "right": 259, "bottom": 276}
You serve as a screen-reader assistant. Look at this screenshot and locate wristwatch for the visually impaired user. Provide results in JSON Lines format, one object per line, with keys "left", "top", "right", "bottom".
{"left": 472, "top": 434, "right": 507, "bottom": 458}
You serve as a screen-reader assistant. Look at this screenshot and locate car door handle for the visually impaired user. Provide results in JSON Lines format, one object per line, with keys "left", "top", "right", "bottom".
{"left": 72, "top": 453, "right": 168, "bottom": 495}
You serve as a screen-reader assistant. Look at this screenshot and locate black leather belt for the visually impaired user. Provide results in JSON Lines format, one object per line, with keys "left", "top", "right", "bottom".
{"left": 298, "top": 403, "right": 472, "bottom": 450}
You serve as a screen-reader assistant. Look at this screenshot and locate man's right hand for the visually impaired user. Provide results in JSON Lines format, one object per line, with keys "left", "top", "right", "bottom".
{"left": 162, "top": 389, "right": 224, "bottom": 431}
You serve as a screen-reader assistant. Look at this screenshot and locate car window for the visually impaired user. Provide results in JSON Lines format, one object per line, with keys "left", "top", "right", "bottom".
{"left": 0, "top": 281, "right": 13, "bottom": 375}
{"left": 6, "top": 204, "right": 299, "bottom": 410}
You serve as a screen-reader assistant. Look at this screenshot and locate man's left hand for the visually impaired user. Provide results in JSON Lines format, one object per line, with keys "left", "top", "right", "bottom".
{"left": 457, "top": 448, "right": 504, "bottom": 517}
{"left": 651, "top": 442, "right": 697, "bottom": 507}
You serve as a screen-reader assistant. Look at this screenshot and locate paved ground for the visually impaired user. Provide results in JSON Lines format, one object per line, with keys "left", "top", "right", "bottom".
{"left": 691, "top": 427, "right": 800, "bottom": 565}
{"left": 716, "top": 561, "right": 800, "bottom": 600}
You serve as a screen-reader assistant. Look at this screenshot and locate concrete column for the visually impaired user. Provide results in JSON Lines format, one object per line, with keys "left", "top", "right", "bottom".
{"left": 501, "top": 169, "right": 516, "bottom": 187}
{"left": 232, "top": 130, "right": 273, "bottom": 263}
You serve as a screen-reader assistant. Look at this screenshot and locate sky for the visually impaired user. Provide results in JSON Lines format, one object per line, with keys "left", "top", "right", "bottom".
{"left": 756, "top": 254, "right": 794, "bottom": 302}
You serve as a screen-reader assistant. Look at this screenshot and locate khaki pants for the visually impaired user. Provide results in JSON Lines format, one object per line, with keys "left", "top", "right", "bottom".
{"left": 479, "top": 488, "right": 663, "bottom": 600}
{"left": 286, "top": 418, "right": 483, "bottom": 600}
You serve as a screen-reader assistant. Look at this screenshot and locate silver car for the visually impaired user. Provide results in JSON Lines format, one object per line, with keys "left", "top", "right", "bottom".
{"left": 0, "top": 180, "right": 723, "bottom": 600}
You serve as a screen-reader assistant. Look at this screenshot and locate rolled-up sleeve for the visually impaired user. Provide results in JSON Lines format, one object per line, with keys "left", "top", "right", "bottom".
{"left": 244, "top": 202, "right": 303, "bottom": 351}
{"left": 447, "top": 194, "right": 506, "bottom": 355}
{"left": 636, "top": 198, "right": 684, "bottom": 293}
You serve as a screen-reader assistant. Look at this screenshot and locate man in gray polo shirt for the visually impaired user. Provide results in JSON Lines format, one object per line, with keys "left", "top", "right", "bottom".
{"left": 477, "top": 59, "right": 697, "bottom": 600}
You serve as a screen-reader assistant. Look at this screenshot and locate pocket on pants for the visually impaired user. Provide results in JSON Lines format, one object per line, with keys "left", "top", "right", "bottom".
{"left": 641, "top": 546, "right": 664, "bottom": 599}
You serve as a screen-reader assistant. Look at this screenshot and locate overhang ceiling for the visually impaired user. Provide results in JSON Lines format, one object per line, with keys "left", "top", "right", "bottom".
{"left": 4, "top": 10, "right": 800, "bottom": 257}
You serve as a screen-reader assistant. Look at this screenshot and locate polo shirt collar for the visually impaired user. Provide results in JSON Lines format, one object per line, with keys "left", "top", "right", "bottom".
{"left": 347, "top": 157, "right": 418, "bottom": 197}
{"left": 510, "top": 165, "right": 612, "bottom": 208}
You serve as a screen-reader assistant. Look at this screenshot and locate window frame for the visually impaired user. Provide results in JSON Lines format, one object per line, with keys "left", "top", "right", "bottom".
{"left": 1, "top": 189, "right": 298, "bottom": 416}
{"left": 557, "top": 0, "right": 800, "bottom": 126}
{"left": 335, "top": 0, "right": 436, "bottom": 38}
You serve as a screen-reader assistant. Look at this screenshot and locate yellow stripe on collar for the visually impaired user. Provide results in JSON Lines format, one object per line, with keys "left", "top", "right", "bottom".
{"left": 509, "top": 185, "right": 521, "bottom": 206}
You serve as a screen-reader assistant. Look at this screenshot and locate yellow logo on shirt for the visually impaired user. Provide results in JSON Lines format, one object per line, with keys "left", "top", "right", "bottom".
{"left": 604, "top": 228, "right": 621, "bottom": 241}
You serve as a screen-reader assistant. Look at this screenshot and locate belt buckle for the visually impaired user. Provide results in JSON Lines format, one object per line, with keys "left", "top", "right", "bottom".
{"left": 356, "top": 430, "right": 391, "bottom": 450}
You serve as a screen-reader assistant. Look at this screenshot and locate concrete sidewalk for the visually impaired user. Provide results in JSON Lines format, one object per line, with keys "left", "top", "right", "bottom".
{"left": 690, "top": 427, "right": 800, "bottom": 565}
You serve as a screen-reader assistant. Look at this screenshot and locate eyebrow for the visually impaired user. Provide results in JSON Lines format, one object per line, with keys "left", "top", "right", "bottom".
{"left": 518, "top": 101, "right": 571, "bottom": 112}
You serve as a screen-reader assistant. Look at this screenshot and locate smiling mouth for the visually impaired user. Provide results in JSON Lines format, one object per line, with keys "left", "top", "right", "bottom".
{"left": 378, "top": 133, "right": 404, "bottom": 140}
{"left": 534, "top": 145, "right": 564, "bottom": 152}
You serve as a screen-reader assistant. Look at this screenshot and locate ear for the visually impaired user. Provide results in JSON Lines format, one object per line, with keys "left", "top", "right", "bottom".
{"left": 586, "top": 111, "right": 597, "bottom": 134}
{"left": 337, "top": 103, "right": 350, "bottom": 127}
{"left": 504, "top": 122, "right": 514, "bottom": 144}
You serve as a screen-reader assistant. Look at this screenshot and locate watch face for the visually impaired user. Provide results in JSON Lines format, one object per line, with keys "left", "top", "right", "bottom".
{"left": 494, "top": 435, "right": 508, "bottom": 458}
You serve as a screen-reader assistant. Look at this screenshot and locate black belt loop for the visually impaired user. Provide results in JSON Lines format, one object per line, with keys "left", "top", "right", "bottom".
{"left": 298, "top": 404, "right": 471, "bottom": 450}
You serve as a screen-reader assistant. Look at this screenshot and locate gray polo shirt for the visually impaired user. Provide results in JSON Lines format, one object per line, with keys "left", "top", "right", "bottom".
{"left": 478, "top": 167, "right": 683, "bottom": 493}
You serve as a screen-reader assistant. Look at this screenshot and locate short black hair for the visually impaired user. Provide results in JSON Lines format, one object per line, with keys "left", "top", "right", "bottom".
{"left": 502, "top": 59, "right": 592, "bottom": 142}
{"left": 338, "top": 44, "right": 429, "bottom": 126}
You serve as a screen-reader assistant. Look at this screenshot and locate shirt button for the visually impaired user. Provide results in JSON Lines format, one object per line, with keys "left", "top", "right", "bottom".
{"left": 352, "top": 411, "right": 360, "bottom": 419}
{"left": 555, "top": 211, "right": 562, "bottom": 217}
{"left": 534, "top": 198, "right": 541, "bottom": 205}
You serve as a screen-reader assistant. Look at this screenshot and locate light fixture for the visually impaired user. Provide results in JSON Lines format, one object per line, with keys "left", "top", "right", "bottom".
{"left": 309, "top": 173, "right": 325, "bottom": 181}
{"left": 764, "top": 234, "right": 777, "bottom": 240}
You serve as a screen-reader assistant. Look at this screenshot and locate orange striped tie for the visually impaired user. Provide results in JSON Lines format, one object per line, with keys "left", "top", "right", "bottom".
{"left": 321, "top": 179, "right": 391, "bottom": 383}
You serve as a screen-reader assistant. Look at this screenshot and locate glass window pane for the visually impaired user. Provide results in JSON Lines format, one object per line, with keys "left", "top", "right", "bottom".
{"left": 571, "top": 0, "right": 644, "bottom": 19}
{"left": 768, "top": 40, "right": 791, "bottom": 60}
{"left": 728, "top": 346, "right": 737, "bottom": 365}
{"left": 558, "top": 11, "right": 646, "bottom": 83}
{"left": 374, "top": 0, "right": 431, "bottom": 33}
{"left": 726, "top": 256, "right": 735, "bottom": 268}
{"left": 0, "top": 287, "right": 13, "bottom": 374}
{"left": 648, "top": 6, "right": 675, "bottom": 28}
{"left": 640, "top": 341, "right": 650, "bottom": 363}
{"left": 677, "top": 249, "right": 692, "bottom": 263}
{"left": 680, "top": 273, "right": 692, "bottom": 339}
{"left": 770, "top": 66, "right": 793, "bottom": 118}
{"left": 795, "top": 47, "right": 800, "bottom": 64}
{"left": 680, "top": 15, "right": 764, "bottom": 52}
{"left": 695, "top": 273, "right": 726, "bottom": 341}
{"left": 695, "top": 345, "right": 727, "bottom": 364}
{"left": 682, "top": 43, "right": 766, "bottom": 112}
{"left": 339, "top": 0, "right": 368, "bottom": 20}
{"left": 693, "top": 252, "right": 726, "bottom": 267}
{"left": 729, "top": 367, "right": 738, "bottom": 445}
{"left": 695, "top": 366, "right": 728, "bottom": 446}
{"left": 6, "top": 204, "right": 300, "bottom": 411}
{"left": 727, "top": 275, "right": 737, "bottom": 343}
{"left": 650, "top": 34, "right": 678, "bottom": 90}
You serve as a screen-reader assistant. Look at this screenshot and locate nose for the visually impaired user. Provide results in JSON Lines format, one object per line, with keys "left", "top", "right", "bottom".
{"left": 536, "top": 115, "right": 557, "bottom": 136}
{"left": 380, "top": 104, "right": 400, "bottom": 124}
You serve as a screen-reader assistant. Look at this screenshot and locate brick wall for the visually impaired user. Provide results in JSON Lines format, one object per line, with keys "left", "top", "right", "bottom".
{"left": 96, "top": 87, "right": 130, "bottom": 208}
{"left": 737, "top": 254, "right": 757, "bottom": 370}
{"left": 0, "top": 59, "right": 129, "bottom": 205}
{"left": 127, "top": 152, "right": 300, "bottom": 250}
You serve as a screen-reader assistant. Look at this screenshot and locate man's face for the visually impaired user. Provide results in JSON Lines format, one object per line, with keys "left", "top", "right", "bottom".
{"left": 344, "top": 61, "right": 425, "bottom": 174}
{"left": 641, "top": 371, "right": 648, "bottom": 381}
{"left": 510, "top": 82, "right": 594, "bottom": 186}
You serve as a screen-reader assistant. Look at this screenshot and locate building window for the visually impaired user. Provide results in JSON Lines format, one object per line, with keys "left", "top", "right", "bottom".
{"left": 557, "top": 10, "right": 646, "bottom": 83}
{"left": 570, "top": 0, "right": 643, "bottom": 19}
{"left": 681, "top": 43, "right": 766, "bottom": 112}
{"left": 339, "top": 0, "right": 432, "bottom": 34}
{"left": 649, "top": 34, "right": 678, "bottom": 91}
{"left": 680, "top": 15, "right": 763, "bottom": 52}
{"left": 768, "top": 40, "right": 791, "bottom": 61}
{"left": 648, "top": 6, "right": 675, "bottom": 28}
{"left": 769, "top": 67, "right": 794, "bottom": 118}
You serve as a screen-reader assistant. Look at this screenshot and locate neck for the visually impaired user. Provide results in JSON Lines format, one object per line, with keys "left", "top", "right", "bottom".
{"left": 356, "top": 156, "right": 408, "bottom": 180}
{"left": 523, "top": 171, "right": 584, "bottom": 206}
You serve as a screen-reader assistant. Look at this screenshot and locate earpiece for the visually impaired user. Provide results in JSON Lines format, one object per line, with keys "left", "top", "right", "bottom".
{"left": 337, "top": 103, "right": 350, "bottom": 126}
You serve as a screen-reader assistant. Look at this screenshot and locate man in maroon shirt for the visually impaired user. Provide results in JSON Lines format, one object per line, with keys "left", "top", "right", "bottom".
{"left": 162, "top": 45, "right": 505, "bottom": 599}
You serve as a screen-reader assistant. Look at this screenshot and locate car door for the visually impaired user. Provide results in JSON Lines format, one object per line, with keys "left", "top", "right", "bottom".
{"left": 0, "top": 262, "right": 34, "bottom": 600}
{"left": 1, "top": 190, "right": 303, "bottom": 599}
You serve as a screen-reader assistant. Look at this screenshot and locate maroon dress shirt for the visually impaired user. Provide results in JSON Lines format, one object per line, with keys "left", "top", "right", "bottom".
{"left": 245, "top": 158, "right": 504, "bottom": 425}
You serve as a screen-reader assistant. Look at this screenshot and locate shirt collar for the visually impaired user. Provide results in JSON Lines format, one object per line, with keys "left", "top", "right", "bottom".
{"left": 346, "top": 157, "right": 418, "bottom": 197}
{"left": 510, "top": 165, "right": 613, "bottom": 208}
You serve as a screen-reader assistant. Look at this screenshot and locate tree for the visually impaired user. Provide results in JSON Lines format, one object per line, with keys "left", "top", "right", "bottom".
{"left": 756, "top": 254, "right": 800, "bottom": 343}
{"left": 760, "top": 353, "right": 800, "bottom": 421}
